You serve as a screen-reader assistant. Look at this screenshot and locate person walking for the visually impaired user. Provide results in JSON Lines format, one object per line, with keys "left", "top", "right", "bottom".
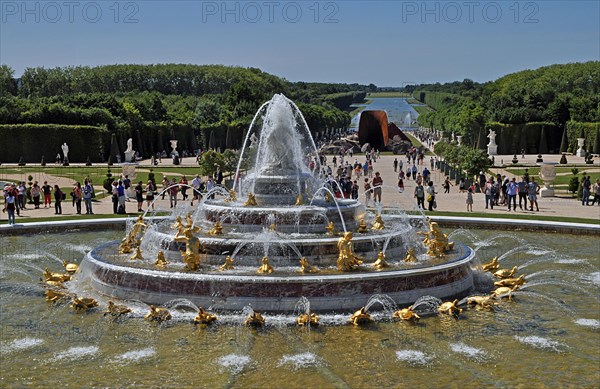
{"left": 466, "top": 187, "right": 474, "bottom": 212}
{"left": 426, "top": 181, "right": 437, "bottom": 211}
{"left": 53, "top": 185, "right": 63, "bottom": 215}
{"left": 31, "top": 181, "right": 41, "bottom": 209}
{"left": 517, "top": 177, "right": 528, "bottom": 210}
{"left": 443, "top": 176, "right": 453, "bottom": 193}
{"left": 506, "top": 177, "right": 518, "bottom": 211}
{"left": 111, "top": 181, "right": 119, "bottom": 214}
{"left": 527, "top": 177, "right": 540, "bottom": 211}
{"left": 372, "top": 172, "right": 383, "bottom": 204}
{"left": 72, "top": 182, "right": 82, "bottom": 214}
{"left": 179, "top": 176, "right": 188, "bottom": 201}
{"left": 581, "top": 176, "right": 591, "bottom": 206}
{"left": 3, "top": 188, "right": 17, "bottom": 224}
{"left": 135, "top": 181, "right": 144, "bottom": 212}
{"left": 485, "top": 178, "right": 495, "bottom": 210}
{"left": 591, "top": 179, "right": 600, "bottom": 206}
{"left": 82, "top": 179, "right": 94, "bottom": 214}
{"left": 17, "top": 182, "right": 26, "bottom": 210}
{"left": 42, "top": 181, "right": 52, "bottom": 208}
{"left": 145, "top": 180, "right": 156, "bottom": 211}
{"left": 414, "top": 182, "right": 425, "bottom": 209}
{"left": 393, "top": 158, "right": 398, "bottom": 173}
{"left": 117, "top": 180, "right": 126, "bottom": 213}
{"left": 363, "top": 178, "right": 371, "bottom": 207}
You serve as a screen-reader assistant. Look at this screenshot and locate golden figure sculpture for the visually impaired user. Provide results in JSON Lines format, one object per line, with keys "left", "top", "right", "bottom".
{"left": 145, "top": 305, "right": 171, "bottom": 322}
{"left": 325, "top": 192, "right": 333, "bottom": 203}
{"left": 155, "top": 251, "right": 168, "bottom": 269}
{"left": 45, "top": 289, "right": 67, "bottom": 303}
{"left": 337, "top": 232, "right": 363, "bottom": 271}
{"left": 296, "top": 313, "right": 319, "bottom": 327}
{"left": 257, "top": 256, "right": 274, "bottom": 274}
{"left": 481, "top": 256, "right": 499, "bottom": 272}
{"left": 494, "top": 266, "right": 518, "bottom": 279}
{"left": 373, "top": 251, "right": 389, "bottom": 269}
{"left": 172, "top": 216, "right": 186, "bottom": 239}
{"left": 194, "top": 307, "right": 217, "bottom": 325}
{"left": 325, "top": 221, "right": 335, "bottom": 235}
{"left": 44, "top": 279, "right": 66, "bottom": 289}
{"left": 299, "top": 257, "right": 319, "bottom": 273}
{"left": 219, "top": 256, "right": 235, "bottom": 271}
{"left": 494, "top": 274, "right": 526, "bottom": 288}
{"left": 225, "top": 190, "right": 238, "bottom": 203}
{"left": 356, "top": 218, "right": 369, "bottom": 233}
{"left": 62, "top": 259, "right": 78, "bottom": 274}
{"left": 269, "top": 223, "right": 277, "bottom": 232}
{"left": 295, "top": 193, "right": 304, "bottom": 206}
{"left": 371, "top": 214, "right": 385, "bottom": 231}
{"left": 438, "top": 299, "right": 462, "bottom": 316}
{"left": 131, "top": 247, "right": 144, "bottom": 260}
{"left": 244, "top": 192, "right": 258, "bottom": 206}
{"left": 491, "top": 286, "right": 517, "bottom": 300}
{"left": 208, "top": 221, "right": 223, "bottom": 235}
{"left": 104, "top": 301, "right": 132, "bottom": 317}
{"left": 42, "top": 268, "right": 71, "bottom": 283}
{"left": 466, "top": 295, "right": 495, "bottom": 310}
{"left": 349, "top": 307, "right": 373, "bottom": 325}
{"left": 404, "top": 248, "right": 418, "bottom": 263}
{"left": 174, "top": 227, "right": 202, "bottom": 271}
{"left": 419, "top": 220, "right": 454, "bottom": 257}
{"left": 392, "top": 307, "right": 420, "bottom": 322}
{"left": 244, "top": 311, "right": 265, "bottom": 327}
{"left": 120, "top": 215, "right": 148, "bottom": 254}
{"left": 70, "top": 297, "right": 98, "bottom": 312}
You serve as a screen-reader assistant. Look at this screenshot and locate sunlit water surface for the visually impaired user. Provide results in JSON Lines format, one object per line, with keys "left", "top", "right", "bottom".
{"left": 0, "top": 229, "right": 598, "bottom": 387}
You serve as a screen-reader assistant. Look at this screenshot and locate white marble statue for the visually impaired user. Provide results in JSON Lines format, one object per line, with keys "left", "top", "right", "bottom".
{"left": 126, "top": 138, "right": 133, "bottom": 153}
{"left": 61, "top": 143, "right": 69, "bottom": 160}
{"left": 124, "top": 138, "right": 135, "bottom": 162}
{"left": 487, "top": 129, "right": 497, "bottom": 146}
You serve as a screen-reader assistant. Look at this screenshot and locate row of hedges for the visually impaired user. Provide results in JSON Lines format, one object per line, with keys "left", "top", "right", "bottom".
{"left": 566, "top": 121, "right": 600, "bottom": 154}
{"left": 484, "top": 122, "right": 561, "bottom": 154}
{"left": 0, "top": 124, "right": 108, "bottom": 162}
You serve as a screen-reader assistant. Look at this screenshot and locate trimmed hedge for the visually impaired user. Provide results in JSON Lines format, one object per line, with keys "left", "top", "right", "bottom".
{"left": 485, "top": 122, "right": 560, "bottom": 154}
{"left": 566, "top": 121, "right": 599, "bottom": 154}
{"left": 0, "top": 123, "right": 108, "bottom": 162}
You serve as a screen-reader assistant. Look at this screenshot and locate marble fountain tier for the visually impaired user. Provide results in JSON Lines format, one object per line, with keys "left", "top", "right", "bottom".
{"left": 80, "top": 94, "right": 475, "bottom": 312}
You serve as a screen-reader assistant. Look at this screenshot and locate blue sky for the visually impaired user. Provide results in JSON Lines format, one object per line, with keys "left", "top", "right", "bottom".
{"left": 1, "top": 0, "right": 598, "bottom": 85}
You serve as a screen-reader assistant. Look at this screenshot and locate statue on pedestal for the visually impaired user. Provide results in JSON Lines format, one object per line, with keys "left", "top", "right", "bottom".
{"left": 487, "top": 129, "right": 498, "bottom": 156}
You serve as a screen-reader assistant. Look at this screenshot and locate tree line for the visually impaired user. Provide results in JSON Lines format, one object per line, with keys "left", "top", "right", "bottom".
{"left": 0, "top": 64, "right": 368, "bottom": 162}
{"left": 413, "top": 61, "right": 600, "bottom": 154}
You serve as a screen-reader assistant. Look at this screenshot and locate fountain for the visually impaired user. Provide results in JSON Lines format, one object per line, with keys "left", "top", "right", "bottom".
{"left": 78, "top": 94, "right": 475, "bottom": 312}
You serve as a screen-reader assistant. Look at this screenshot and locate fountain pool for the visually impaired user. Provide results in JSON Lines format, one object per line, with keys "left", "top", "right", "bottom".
{"left": 0, "top": 228, "right": 598, "bottom": 387}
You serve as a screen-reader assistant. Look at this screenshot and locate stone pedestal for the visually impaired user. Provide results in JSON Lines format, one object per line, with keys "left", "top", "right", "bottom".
{"left": 576, "top": 138, "right": 586, "bottom": 157}
{"left": 539, "top": 162, "right": 557, "bottom": 198}
{"left": 487, "top": 144, "right": 498, "bottom": 156}
{"left": 124, "top": 150, "right": 135, "bottom": 163}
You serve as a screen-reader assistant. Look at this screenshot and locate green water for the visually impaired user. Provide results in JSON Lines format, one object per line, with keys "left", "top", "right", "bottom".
{"left": 1, "top": 230, "right": 598, "bottom": 387}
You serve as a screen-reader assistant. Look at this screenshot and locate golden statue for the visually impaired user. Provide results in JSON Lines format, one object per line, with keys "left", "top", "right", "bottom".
{"left": 172, "top": 216, "right": 186, "bottom": 239}
{"left": 194, "top": 307, "right": 217, "bottom": 325}
{"left": 44, "top": 279, "right": 66, "bottom": 289}
{"left": 392, "top": 307, "right": 420, "bottom": 322}
{"left": 371, "top": 214, "right": 385, "bottom": 231}
{"left": 42, "top": 268, "right": 71, "bottom": 283}
{"left": 404, "top": 248, "right": 418, "bottom": 263}
{"left": 218, "top": 255, "right": 234, "bottom": 271}
{"left": 295, "top": 194, "right": 304, "bottom": 206}
{"left": 491, "top": 286, "right": 517, "bottom": 300}
{"left": 45, "top": 289, "right": 67, "bottom": 303}
{"left": 373, "top": 251, "right": 389, "bottom": 269}
{"left": 269, "top": 223, "right": 277, "bottom": 232}
{"left": 244, "top": 192, "right": 258, "bottom": 207}
{"left": 299, "top": 257, "right": 319, "bottom": 273}
{"left": 184, "top": 212, "right": 194, "bottom": 227}
{"left": 438, "top": 299, "right": 462, "bottom": 316}
{"left": 120, "top": 215, "right": 147, "bottom": 254}
{"left": 336, "top": 232, "right": 363, "bottom": 271}
{"left": 208, "top": 221, "right": 223, "bottom": 235}
{"left": 297, "top": 313, "right": 319, "bottom": 327}
{"left": 325, "top": 221, "right": 335, "bottom": 235}
{"left": 174, "top": 227, "right": 202, "bottom": 271}
{"left": 494, "top": 266, "right": 517, "bottom": 279}
{"left": 104, "top": 301, "right": 132, "bottom": 317}
{"left": 466, "top": 295, "right": 495, "bottom": 310}
{"left": 494, "top": 274, "right": 526, "bottom": 288}
{"left": 349, "top": 307, "right": 373, "bottom": 326}
{"left": 418, "top": 220, "right": 454, "bottom": 257}
{"left": 244, "top": 311, "right": 265, "bottom": 327}
{"left": 62, "top": 259, "right": 79, "bottom": 274}
{"left": 257, "top": 256, "right": 274, "bottom": 274}
{"left": 70, "top": 297, "right": 98, "bottom": 312}
{"left": 356, "top": 218, "right": 369, "bottom": 233}
{"left": 225, "top": 190, "right": 237, "bottom": 203}
{"left": 131, "top": 247, "right": 144, "bottom": 260}
{"left": 325, "top": 192, "right": 333, "bottom": 203}
{"left": 155, "top": 251, "right": 169, "bottom": 269}
{"left": 145, "top": 305, "right": 171, "bottom": 322}
{"left": 481, "top": 256, "right": 499, "bottom": 272}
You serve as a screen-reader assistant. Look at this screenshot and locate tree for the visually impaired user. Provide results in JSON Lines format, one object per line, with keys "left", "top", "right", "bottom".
{"left": 559, "top": 125, "right": 568, "bottom": 153}
{"left": 594, "top": 126, "right": 600, "bottom": 154}
{"left": 538, "top": 126, "right": 548, "bottom": 154}
{"left": 198, "top": 150, "right": 224, "bottom": 177}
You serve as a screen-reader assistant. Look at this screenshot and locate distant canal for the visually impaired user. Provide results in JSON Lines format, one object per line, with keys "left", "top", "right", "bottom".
{"left": 350, "top": 97, "right": 419, "bottom": 129}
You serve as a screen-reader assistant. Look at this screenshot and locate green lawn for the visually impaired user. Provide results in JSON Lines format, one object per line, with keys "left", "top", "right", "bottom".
{"left": 367, "top": 92, "right": 410, "bottom": 98}
{"left": 413, "top": 105, "right": 434, "bottom": 115}
{"left": 504, "top": 166, "right": 599, "bottom": 186}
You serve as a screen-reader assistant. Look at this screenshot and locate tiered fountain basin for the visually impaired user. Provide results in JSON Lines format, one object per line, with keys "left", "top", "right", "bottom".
{"left": 82, "top": 241, "right": 474, "bottom": 312}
